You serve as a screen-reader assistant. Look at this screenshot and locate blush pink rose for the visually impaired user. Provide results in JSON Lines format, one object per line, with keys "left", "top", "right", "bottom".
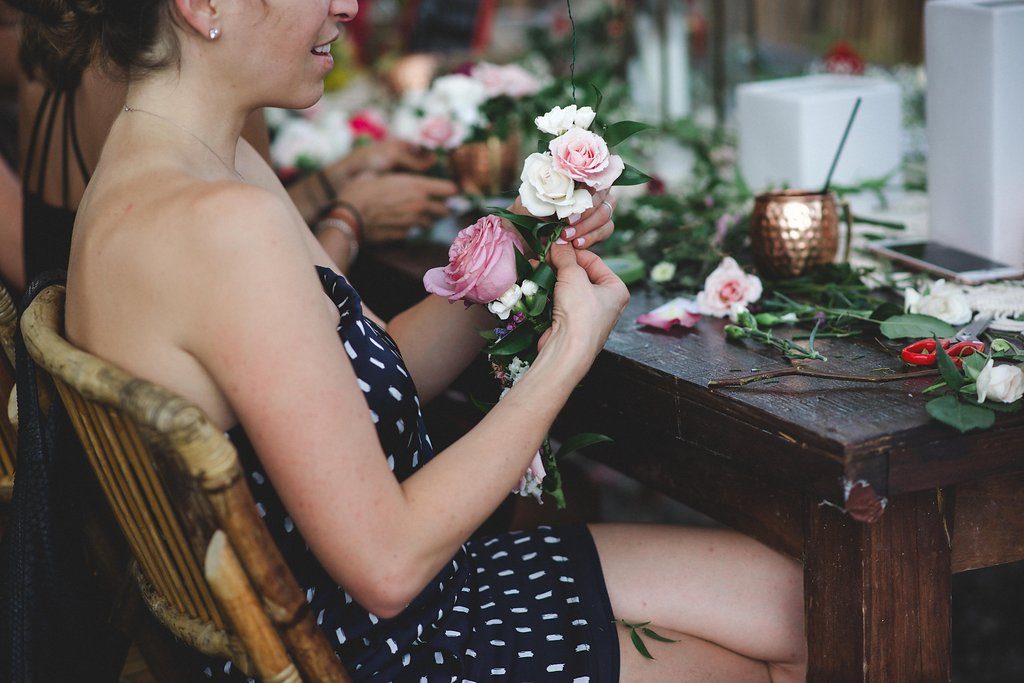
{"left": 424, "top": 215, "right": 521, "bottom": 304}
{"left": 471, "top": 62, "right": 542, "bottom": 99}
{"left": 419, "top": 115, "right": 467, "bottom": 150}
{"left": 695, "top": 257, "right": 763, "bottom": 317}
{"left": 549, "top": 128, "right": 625, "bottom": 191}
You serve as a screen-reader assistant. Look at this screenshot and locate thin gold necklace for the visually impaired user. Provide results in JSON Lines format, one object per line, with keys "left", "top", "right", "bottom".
{"left": 122, "top": 104, "right": 245, "bottom": 182}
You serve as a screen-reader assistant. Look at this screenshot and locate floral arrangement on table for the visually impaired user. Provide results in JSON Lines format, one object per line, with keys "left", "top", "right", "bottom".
{"left": 391, "top": 62, "right": 545, "bottom": 152}
{"left": 423, "top": 103, "right": 651, "bottom": 507}
{"left": 266, "top": 105, "right": 389, "bottom": 181}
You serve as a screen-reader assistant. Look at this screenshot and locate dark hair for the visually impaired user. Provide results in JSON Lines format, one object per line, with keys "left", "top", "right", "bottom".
{"left": 8, "top": 0, "right": 178, "bottom": 90}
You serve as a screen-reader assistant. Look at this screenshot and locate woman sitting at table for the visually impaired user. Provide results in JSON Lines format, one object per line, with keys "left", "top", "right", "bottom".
{"left": 6, "top": 0, "right": 456, "bottom": 288}
{"left": 19, "top": 0, "right": 806, "bottom": 680}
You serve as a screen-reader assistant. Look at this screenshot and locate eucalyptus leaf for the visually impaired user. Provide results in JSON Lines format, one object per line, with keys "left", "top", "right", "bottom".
{"left": 532, "top": 263, "right": 556, "bottom": 292}
{"left": 925, "top": 395, "right": 995, "bottom": 433}
{"left": 629, "top": 629, "right": 655, "bottom": 660}
{"left": 934, "top": 340, "right": 965, "bottom": 391}
{"left": 488, "top": 325, "right": 537, "bottom": 357}
{"left": 514, "top": 247, "right": 533, "bottom": 281}
{"left": 962, "top": 352, "right": 988, "bottom": 380}
{"left": 615, "top": 163, "right": 654, "bottom": 187}
{"left": 880, "top": 314, "right": 957, "bottom": 340}
{"left": 603, "top": 121, "right": 654, "bottom": 148}
{"left": 528, "top": 291, "right": 549, "bottom": 317}
{"left": 554, "top": 433, "right": 614, "bottom": 460}
{"left": 469, "top": 395, "right": 495, "bottom": 415}
{"left": 641, "top": 627, "right": 680, "bottom": 644}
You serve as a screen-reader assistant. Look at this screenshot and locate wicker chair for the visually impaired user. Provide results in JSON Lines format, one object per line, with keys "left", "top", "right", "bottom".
{"left": 21, "top": 285, "right": 352, "bottom": 682}
{"left": 0, "top": 280, "right": 16, "bottom": 504}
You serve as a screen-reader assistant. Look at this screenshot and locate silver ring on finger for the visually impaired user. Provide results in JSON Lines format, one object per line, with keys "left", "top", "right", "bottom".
{"left": 601, "top": 200, "right": 614, "bottom": 218}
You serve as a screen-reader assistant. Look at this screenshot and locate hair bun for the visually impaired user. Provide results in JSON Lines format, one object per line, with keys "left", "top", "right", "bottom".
{"left": 12, "top": 0, "right": 105, "bottom": 90}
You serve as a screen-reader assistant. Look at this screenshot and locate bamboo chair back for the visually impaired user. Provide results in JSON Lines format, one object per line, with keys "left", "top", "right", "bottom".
{"left": 0, "top": 281, "right": 17, "bottom": 500}
{"left": 21, "top": 285, "right": 350, "bottom": 682}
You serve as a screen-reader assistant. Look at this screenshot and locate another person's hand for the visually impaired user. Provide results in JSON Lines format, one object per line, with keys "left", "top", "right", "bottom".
{"left": 337, "top": 173, "right": 457, "bottom": 242}
{"left": 537, "top": 243, "right": 629, "bottom": 373}
{"left": 341, "top": 139, "right": 437, "bottom": 176}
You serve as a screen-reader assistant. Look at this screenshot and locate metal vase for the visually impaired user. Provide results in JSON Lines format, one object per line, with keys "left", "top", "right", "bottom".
{"left": 750, "top": 190, "right": 843, "bottom": 279}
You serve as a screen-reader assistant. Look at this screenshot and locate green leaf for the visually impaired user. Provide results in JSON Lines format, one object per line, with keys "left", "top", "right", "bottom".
{"left": 603, "top": 254, "right": 647, "bottom": 286}
{"left": 554, "top": 433, "right": 614, "bottom": 460}
{"left": 488, "top": 207, "right": 545, "bottom": 230}
{"left": 629, "top": 628, "right": 655, "bottom": 660}
{"left": 641, "top": 627, "right": 680, "bottom": 644}
{"left": 926, "top": 395, "right": 996, "bottom": 433}
{"left": 879, "top": 314, "right": 957, "bottom": 340}
{"left": 532, "top": 263, "right": 556, "bottom": 292}
{"left": 962, "top": 352, "right": 988, "bottom": 380}
{"left": 963, "top": 397, "right": 1024, "bottom": 413}
{"left": 870, "top": 302, "right": 904, "bottom": 324}
{"left": 614, "top": 163, "right": 654, "bottom": 187}
{"left": 479, "top": 329, "right": 498, "bottom": 342}
{"left": 527, "top": 291, "right": 549, "bottom": 317}
{"left": 469, "top": 395, "right": 495, "bottom": 415}
{"left": 510, "top": 224, "right": 542, "bottom": 255}
{"left": 488, "top": 325, "right": 537, "bottom": 357}
{"left": 603, "top": 121, "right": 654, "bottom": 148}
{"left": 934, "top": 339, "right": 965, "bottom": 392}
{"left": 514, "top": 246, "right": 533, "bottom": 281}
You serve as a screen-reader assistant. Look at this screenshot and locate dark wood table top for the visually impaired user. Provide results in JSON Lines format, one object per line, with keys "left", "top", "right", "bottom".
{"left": 356, "top": 242, "right": 1024, "bottom": 510}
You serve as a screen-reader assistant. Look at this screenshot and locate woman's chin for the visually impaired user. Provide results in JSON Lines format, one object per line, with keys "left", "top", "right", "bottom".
{"left": 268, "top": 85, "right": 325, "bottom": 112}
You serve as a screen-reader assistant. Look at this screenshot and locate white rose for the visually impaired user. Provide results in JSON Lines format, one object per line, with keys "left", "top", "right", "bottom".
{"left": 905, "top": 280, "right": 972, "bottom": 325}
{"left": 270, "top": 119, "right": 326, "bottom": 169}
{"left": 518, "top": 153, "right": 594, "bottom": 219}
{"left": 430, "top": 74, "right": 488, "bottom": 126}
{"left": 487, "top": 284, "right": 523, "bottom": 320}
{"left": 521, "top": 280, "right": 539, "bottom": 297}
{"left": 976, "top": 360, "right": 1024, "bottom": 404}
{"left": 535, "top": 105, "right": 596, "bottom": 135}
{"left": 696, "top": 257, "right": 763, "bottom": 318}
{"left": 650, "top": 261, "right": 676, "bottom": 283}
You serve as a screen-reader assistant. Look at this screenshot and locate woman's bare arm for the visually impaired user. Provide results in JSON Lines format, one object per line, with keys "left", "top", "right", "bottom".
{"left": 181, "top": 187, "right": 602, "bottom": 619}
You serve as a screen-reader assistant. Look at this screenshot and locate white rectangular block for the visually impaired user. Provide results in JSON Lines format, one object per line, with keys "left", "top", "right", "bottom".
{"left": 737, "top": 74, "right": 902, "bottom": 193}
{"left": 927, "top": 0, "right": 1024, "bottom": 266}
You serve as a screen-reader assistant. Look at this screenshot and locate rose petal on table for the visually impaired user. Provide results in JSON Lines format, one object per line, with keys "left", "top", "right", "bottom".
{"left": 636, "top": 298, "right": 702, "bottom": 331}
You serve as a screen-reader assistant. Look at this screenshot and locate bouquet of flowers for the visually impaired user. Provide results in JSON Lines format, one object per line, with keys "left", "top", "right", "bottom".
{"left": 392, "top": 63, "right": 544, "bottom": 151}
{"left": 266, "top": 105, "right": 389, "bottom": 180}
{"left": 423, "top": 104, "right": 650, "bottom": 507}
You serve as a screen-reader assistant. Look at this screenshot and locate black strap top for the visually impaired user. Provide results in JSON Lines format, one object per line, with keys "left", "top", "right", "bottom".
{"left": 22, "top": 88, "right": 91, "bottom": 283}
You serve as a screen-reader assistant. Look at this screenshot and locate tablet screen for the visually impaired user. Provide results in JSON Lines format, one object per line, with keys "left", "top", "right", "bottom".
{"left": 885, "top": 242, "right": 1012, "bottom": 273}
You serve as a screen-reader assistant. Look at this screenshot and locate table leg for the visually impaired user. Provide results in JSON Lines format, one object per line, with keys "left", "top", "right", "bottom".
{"left": 804, "top": 489, "right": 952, "bottom": 682}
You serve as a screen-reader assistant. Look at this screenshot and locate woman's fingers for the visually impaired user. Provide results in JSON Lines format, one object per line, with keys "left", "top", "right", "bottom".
{"left": 566, "top": 194, "right": 616, "bottom": 245}
{"left": 574, "top": 249, "right": 621, "bottom": 285}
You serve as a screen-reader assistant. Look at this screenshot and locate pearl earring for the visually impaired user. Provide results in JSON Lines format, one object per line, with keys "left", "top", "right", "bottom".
{"left": 209, "top": 27, "right": 221, "bottom": 40}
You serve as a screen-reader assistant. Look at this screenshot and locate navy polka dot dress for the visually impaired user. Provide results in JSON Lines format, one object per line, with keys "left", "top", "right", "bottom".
{"left": 200, "top": 267, "right": 619, "bottom": 682}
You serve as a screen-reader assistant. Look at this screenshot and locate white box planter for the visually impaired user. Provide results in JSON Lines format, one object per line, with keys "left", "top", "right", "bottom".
{"left": 926, "top": 0, "right": 1024, "bottom": 266}
{"left": 737, "top": 74, "right": 902, "bottom": 194}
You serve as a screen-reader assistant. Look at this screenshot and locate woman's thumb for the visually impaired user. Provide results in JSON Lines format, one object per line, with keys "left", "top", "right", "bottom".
{"left": 548, "top": 241, "right": 579, "bottom": 272}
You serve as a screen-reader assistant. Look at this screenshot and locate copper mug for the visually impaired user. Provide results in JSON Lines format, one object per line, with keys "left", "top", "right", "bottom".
{"left": 449, "top": 132, "right": 522, "bottom": 197}
{"left": 750, "top": 190, "right": 852, "bottom": 279}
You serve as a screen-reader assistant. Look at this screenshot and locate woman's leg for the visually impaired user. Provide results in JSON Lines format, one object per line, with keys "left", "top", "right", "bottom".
{"left": 589, "top": 523, "right": 807, "bottom": 682}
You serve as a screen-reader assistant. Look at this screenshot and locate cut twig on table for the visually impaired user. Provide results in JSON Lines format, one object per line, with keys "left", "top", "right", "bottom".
{"left": 709, "top": 366, "right": 939, "bottom": 388}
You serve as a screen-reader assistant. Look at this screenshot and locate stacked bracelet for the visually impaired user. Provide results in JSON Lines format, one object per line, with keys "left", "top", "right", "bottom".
{"left": 315, "top": 216, "right": 360, "bottom": 264}
{"left": 316, "top": 170, "right": 337, "bottom": 204}
{"left": 328, "top": 199, "right": 366, "bottom": 244}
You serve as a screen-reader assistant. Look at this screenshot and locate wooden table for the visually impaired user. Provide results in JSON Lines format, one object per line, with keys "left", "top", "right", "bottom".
{"left": 354, "top": 243, "right": 1024, "bottom": 682}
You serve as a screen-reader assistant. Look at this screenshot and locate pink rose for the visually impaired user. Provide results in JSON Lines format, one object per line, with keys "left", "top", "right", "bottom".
{"left": 349, "top": 109, "right": 389, "bottom": 141}
{"left": 695, "top": 257, "right": 763, "bottom": 317}
{"left": 549, "top": 128, "right": 625, "bottom": 191}
{"left": 419, "top": 115, "right": 468, "bottom": 150}
{"left": 424, "top": 215, "right": 521, "bottom": 304}
{"left": 471, "top": 62, "right": 542, "bottom": 99}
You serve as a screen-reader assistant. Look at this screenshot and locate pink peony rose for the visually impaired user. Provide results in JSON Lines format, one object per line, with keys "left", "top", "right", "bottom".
{"left": 695, "top": 257, "right": 763, "bottom": 317}
{"left": 549, "top": 128, "right": 625, "bottom": 191}
{"left": 471, "top": 62, "right": 542, "bottom": 99}
{"left": 418, "top": 114, "right": 468, "bottom": 150}
{"left": 424, "top": 215, "right": 521, "bottom": 304}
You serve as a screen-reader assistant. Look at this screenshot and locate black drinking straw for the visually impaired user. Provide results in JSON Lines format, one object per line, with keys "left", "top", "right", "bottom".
{"left": 822, "top": 97, "right": 862, "bottom": 194}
